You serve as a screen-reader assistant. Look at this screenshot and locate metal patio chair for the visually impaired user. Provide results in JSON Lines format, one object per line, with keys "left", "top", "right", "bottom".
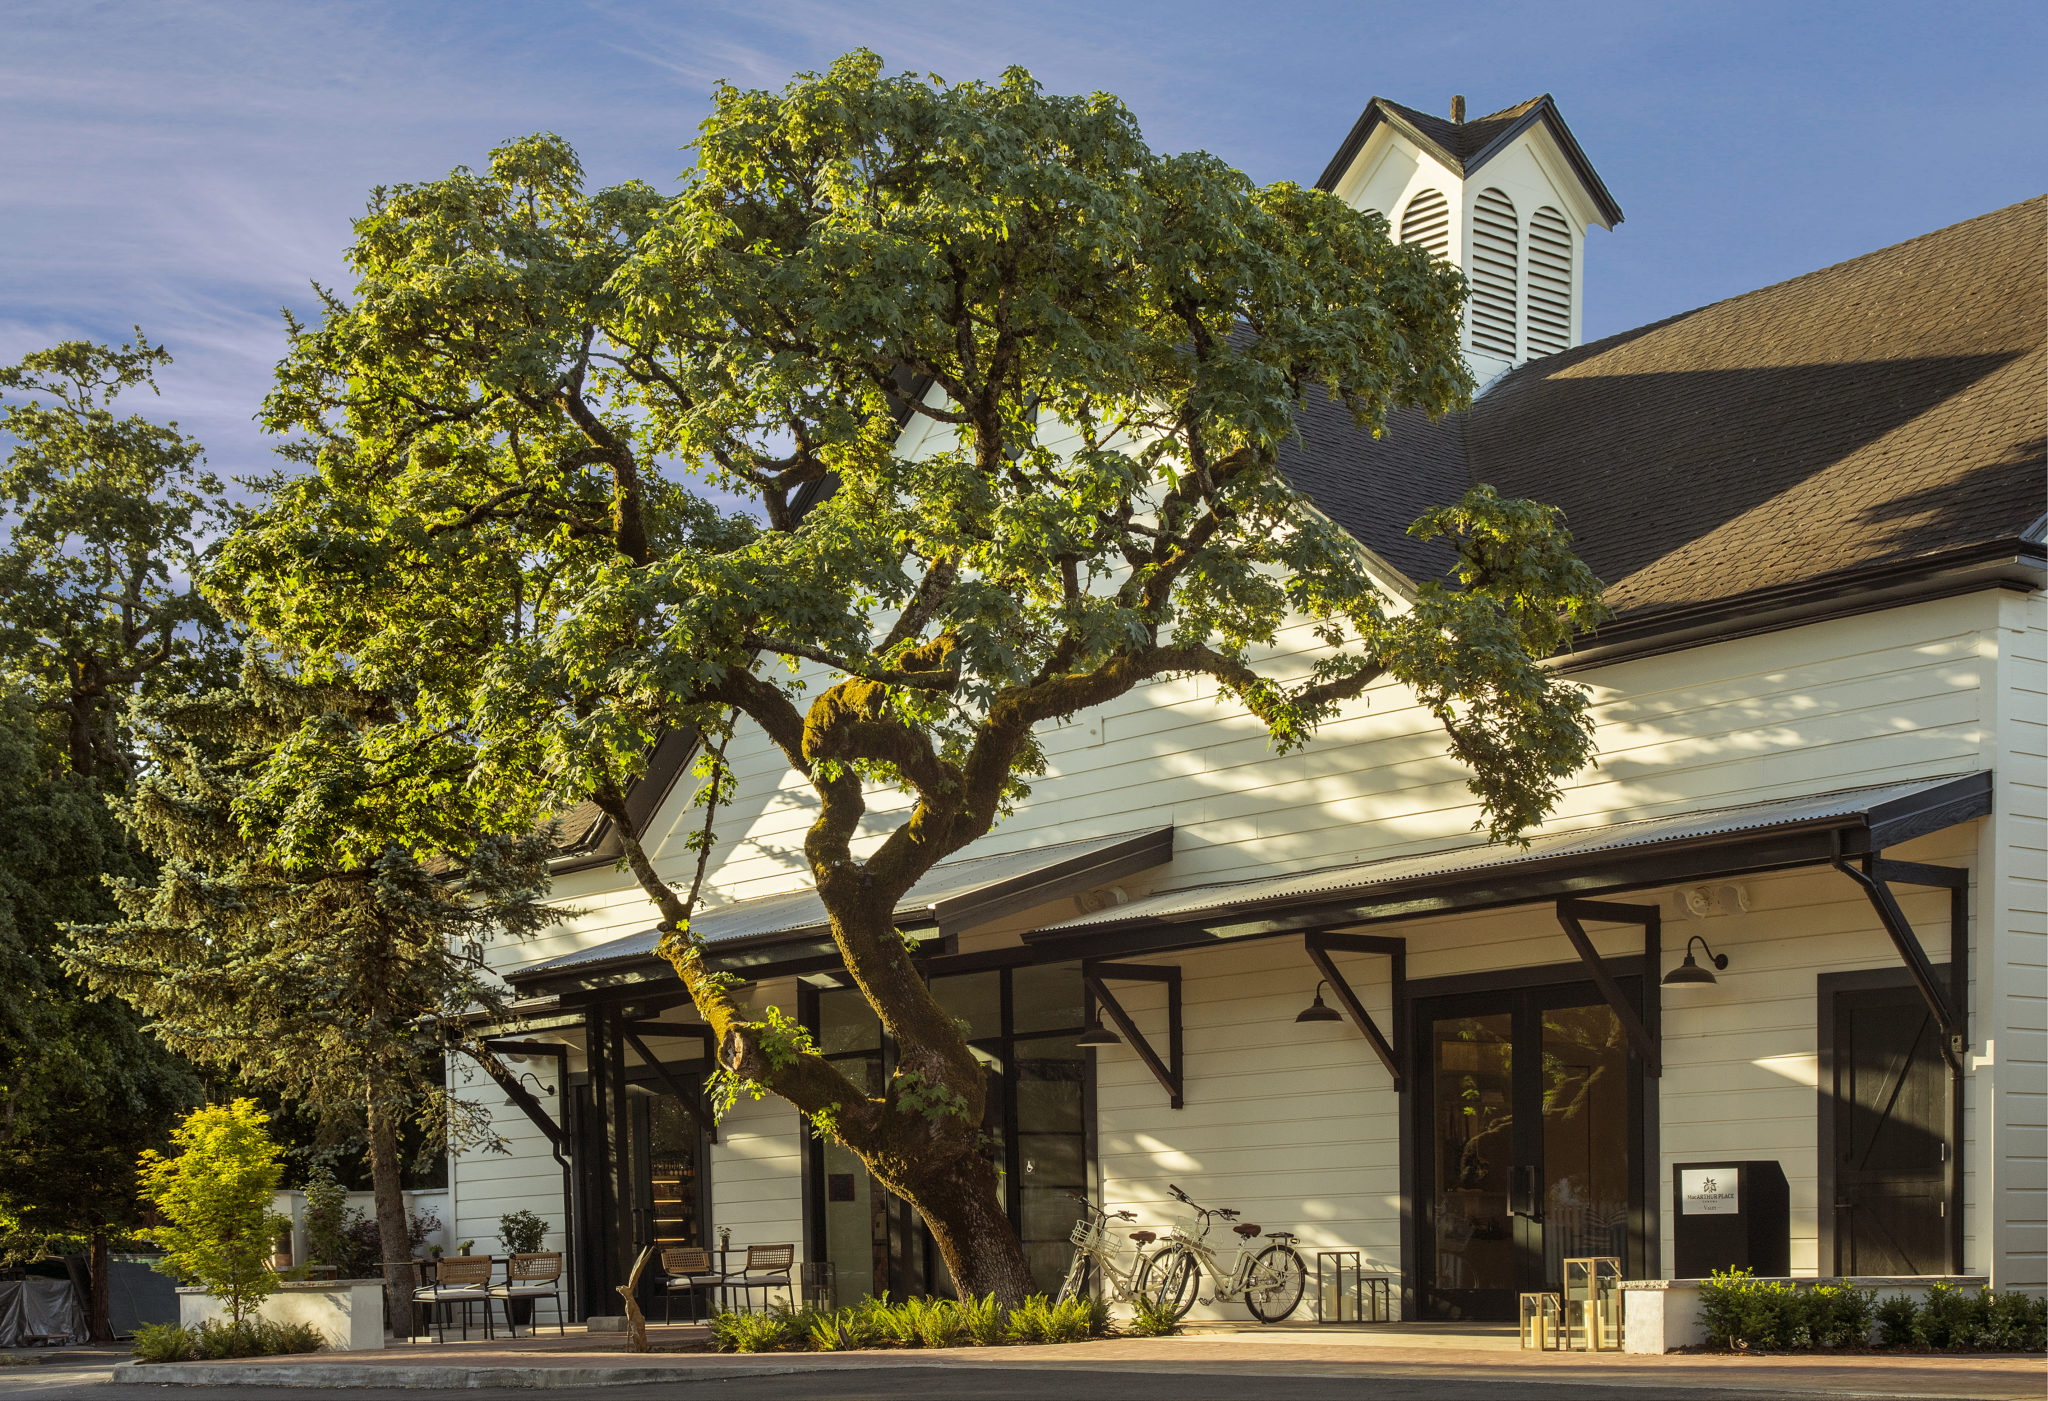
{"left": 659, "top": 1247, "right": 725, "bottom": 1323}
{"left": 412, "top": 1253, "right": 494, "bottom": 1341}
{"left": 491, "top": 1252, "right": 565, "bottom": 1336}
{"left": 723, "top": 1244, "right": 795, "bottom": 1314}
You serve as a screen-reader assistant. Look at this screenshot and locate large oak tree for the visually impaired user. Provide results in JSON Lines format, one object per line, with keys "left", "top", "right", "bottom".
{"left": 223, "top": 53, "right": 1604, "bottom": 1300}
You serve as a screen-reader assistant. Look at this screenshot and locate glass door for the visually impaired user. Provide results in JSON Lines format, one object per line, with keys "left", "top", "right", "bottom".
{"left": 1417, "top": 979, "right": 1640, "bottom": 1320}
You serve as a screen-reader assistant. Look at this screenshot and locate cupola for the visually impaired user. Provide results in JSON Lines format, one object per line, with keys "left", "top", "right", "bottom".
{"left": 1315, "top": 93, "right": 1622, "bottom": 387}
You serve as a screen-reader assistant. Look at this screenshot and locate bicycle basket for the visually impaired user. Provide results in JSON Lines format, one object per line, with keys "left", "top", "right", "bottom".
{"left": 1069, "top": 1219, "right": 1103, "bottom": 1250}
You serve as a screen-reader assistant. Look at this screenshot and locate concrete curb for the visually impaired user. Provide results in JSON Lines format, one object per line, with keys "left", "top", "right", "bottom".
{"left": 109, "top": 1360, "right": 831, "bottom": 1388}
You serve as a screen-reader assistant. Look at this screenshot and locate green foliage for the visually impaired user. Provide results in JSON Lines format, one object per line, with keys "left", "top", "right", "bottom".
{"left": 498, "top": 1209, "right": 548, "bottom": 1255}
{"left": 137, "top": 1101, "right": 292, "bottom": 1329}
{"left": 1797, "top": 1283, "right": 1876, "bottom": 1349}
{"left": 708, "top": 1303, "right": 822, "bottom": 1353}
{"left": 130, "top": 1317, "right": 324, "bottom": 1363}
{"left": 0, "top": 336, "right": 216, "bottom": 1338}
{"left": 807, "top": 1299, "right": 888, "bottom": 1351}
{"left": 1875, "top": 1292, "right": 1919, "bottom": 1347}
{"left": 961, "top": 1291, "right": 1007, "bottom": 1346}
{"left": 1126, "top": 1290, "right": 1183, "bottom": 1337}
{"left": 1002, "top": 1292, "right": 1096, "bottom": 1343}
{"left": 1705, "top": 1271, "right": 2044, "bottom": 1352}
{"left": 220, "top": 50, "right": 1605, "bottom": 1296}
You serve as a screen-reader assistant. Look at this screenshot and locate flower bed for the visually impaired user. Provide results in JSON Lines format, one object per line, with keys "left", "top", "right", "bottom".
{"left": 1699, "top": 1270, "right": 2045, "bottom": 1352}
{"left": 708, "top": 1292, "right": 1180, "bottom": 1353}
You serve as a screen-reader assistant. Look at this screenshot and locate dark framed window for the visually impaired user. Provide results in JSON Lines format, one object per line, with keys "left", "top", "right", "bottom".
{"left": 803, "top": 962, "right": 1090, "bottom": 1297}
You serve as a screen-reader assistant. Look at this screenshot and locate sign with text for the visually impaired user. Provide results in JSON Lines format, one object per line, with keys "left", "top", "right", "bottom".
{"left": 1680, "top": 1168, "right": 1739, "bottom": 1215}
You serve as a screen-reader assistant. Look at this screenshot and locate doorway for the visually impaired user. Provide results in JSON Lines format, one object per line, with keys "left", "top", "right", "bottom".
{"left": 1413, "top": 976, "right": 1646, "bottom": 1320}
{"left": 1821, "top": 974, "right": 1955, "bottom": 1275}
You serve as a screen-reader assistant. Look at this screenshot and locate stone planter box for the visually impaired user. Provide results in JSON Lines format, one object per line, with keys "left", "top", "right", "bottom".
{"left": 176, "top": 1280, "right": 386, "bottom": 1352}
{"left": 1619, "top": 1275, "right": 1989, "bottom": 1353}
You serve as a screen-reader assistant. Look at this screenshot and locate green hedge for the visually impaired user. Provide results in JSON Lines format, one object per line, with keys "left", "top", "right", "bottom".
{"left": 1700, "top": 1270, "right": 2045, "bottom": 1352}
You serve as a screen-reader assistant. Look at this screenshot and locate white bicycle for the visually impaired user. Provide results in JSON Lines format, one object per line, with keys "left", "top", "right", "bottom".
{"left": 1056, "top": 1191, "right": 1165, "bottom": 1305}
{"left": 1141, "top": 1183, "right": 1308, "bottom": 1324}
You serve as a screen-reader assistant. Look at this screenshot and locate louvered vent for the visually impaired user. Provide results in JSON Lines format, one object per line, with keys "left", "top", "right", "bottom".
{"left": 1399, "top": 188, "right": 1451, "bottom": 261}
{"left": 1469, "top": 187, "right": 1519, "bottom": 359}
{"left": 1526, "top": 206, "right": 1573, "bottom": 357}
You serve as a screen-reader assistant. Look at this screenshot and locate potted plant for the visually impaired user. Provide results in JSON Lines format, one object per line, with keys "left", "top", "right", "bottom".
{"left": 496, "top": 1212, "right": 550, "bottom": 1326}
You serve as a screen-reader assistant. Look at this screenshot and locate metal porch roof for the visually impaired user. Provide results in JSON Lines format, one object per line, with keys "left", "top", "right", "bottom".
{"left": 510, "top": 825, "right": 1174, "bottom": 986}
{"left": 1024, "top": 772, "right": 1991, "bottom": 949}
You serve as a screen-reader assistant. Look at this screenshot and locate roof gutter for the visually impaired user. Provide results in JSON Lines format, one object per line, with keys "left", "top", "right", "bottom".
{"left": 1553, "top": 539, "right": 2043, "bottom": 675}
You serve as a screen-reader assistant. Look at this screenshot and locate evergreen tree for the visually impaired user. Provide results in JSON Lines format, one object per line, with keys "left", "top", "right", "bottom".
{"left": 69, "top": 656, "right": 560, "bottom": 1334}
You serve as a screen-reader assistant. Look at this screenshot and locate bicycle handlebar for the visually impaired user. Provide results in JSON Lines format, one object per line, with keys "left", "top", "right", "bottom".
{"left": 1165, "top": 1183, "right": 1243, "bottom": 1221}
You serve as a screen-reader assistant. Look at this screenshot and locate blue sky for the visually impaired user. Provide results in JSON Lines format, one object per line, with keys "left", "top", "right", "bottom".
{"left": 4, "top": 1, "right": 2042, "bottom": 481}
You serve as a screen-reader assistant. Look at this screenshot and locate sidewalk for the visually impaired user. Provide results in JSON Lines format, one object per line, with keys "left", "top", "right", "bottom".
{"left": 106, "top": 1327, "right": 2048, "bottom": 1398}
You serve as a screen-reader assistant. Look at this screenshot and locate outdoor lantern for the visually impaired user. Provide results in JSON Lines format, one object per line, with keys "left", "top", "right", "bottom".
{"left": 1295, "top": 980, "right": 1343, "bottom": 1024}
{"left": 1076, "top": 1014, "right": 1121, "bottom": 1048}
{"left": 1663, "top": 934, "right": 1730, "bottom": 987}
{"left": 502, "top": 1070, "right": 554, "bottom": 1107}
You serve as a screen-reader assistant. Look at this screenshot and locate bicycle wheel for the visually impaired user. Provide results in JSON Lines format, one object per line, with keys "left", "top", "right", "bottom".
{"left": 1145, "top": 1244, "right": 1200, "bottom": 1321}
{"left": 1055, "top": 1252, "right": 1095, "bottom": 1305}
{"left": 1243, "top": 1244, "right": 1307, "bottom": 1323}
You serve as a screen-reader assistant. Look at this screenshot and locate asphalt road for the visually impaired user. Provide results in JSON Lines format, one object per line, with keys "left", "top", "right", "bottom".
{"left": 0, "top": 1363, "right": 1995, "bottom": 1401}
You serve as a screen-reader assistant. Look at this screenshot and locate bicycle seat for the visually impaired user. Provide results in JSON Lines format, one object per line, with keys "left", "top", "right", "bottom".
{"left": 1129, "top": 1230, "right": 1157, "bottom": 1244}
{"left": 1232, "top": 1223, "right": 1262, "bottom": 1238}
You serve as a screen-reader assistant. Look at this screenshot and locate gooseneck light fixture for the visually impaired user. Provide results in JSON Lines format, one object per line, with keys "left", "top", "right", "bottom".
{"left": 1295, "top": 980, "right": 1344, "bottom": 1024}
{"left": 1076, "top": 1013, "right": 1121, "bottom": 1047}
{"left": 1663, "top": 935, "right": 1730, "bottom": 987}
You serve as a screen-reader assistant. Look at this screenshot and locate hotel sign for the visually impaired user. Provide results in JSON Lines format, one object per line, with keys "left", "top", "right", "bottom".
{"left": 1680, "top": 1168, "right": 1739, "bottom": 1215}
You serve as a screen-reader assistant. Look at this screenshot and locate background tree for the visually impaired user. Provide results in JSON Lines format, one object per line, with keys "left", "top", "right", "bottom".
{"left": 223, "top": 53, "right": 1605, "bottom": 1300}
{"left": 69, "top": 655, "right": 560, "bottom": 1334}
{"left": 0, "top": 337, "right": 217, "bottom": 1337}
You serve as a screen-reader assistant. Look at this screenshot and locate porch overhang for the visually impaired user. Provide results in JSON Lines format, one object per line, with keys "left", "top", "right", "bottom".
{"left": 506, "top": 825, "right": 1175, "bottom": 998}
{"left": 1022, "top": 772, "right": 1991, "bottom": 959}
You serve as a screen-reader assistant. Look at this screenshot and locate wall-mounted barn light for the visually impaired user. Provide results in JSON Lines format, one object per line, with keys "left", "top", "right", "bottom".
{"left": 1294, "top": 980, "right": 1344, "bottom": 1024}
{"left": 1663, "top": 934, "right": 1730, "bottom": 987}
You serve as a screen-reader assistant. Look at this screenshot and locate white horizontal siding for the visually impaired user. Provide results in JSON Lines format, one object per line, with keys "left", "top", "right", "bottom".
{"left": 1988, "top": 588, "right": 2047, "bottom": 1290}
{"left": 448, "top": 1051, "right": 572, "bottom": 1261}
{"left": 1094, "top": 829, "right": 1981, "bottom": 1318}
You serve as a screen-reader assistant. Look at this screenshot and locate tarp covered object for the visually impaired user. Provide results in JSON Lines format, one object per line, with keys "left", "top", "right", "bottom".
{"left": 0, "top": 1278, "right": 88, "bottom": 1345}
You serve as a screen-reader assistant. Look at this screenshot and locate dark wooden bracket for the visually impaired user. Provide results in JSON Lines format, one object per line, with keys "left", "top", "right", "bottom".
{"left": 622, "top": 1029, "right": 720, "bottom": 1144}
{"left": 1833, "top": 837, "right": 1969, "bottom": 1069}
{"left": 625, "top": 1021, "right": 717, "bottom": 1061}
{"left": 1303, "top": 932, "right": 1407, "bottom": 1091}
{"left": 474, "top": 1040, "right": 568, "bottom": 1152}
{"left": 1554, "top": 897, "right": 1663, "bottom": 1076}
{"left": 1083, "top": 960, "right": 1182, "bottom": 1109}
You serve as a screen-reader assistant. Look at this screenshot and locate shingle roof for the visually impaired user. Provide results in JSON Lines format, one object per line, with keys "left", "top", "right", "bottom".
{"left": 1281, "top": 196, "right": 2048, "bottom": 624}
{"left": 1315, "top": 94, "right": 1624, "bottom": 227}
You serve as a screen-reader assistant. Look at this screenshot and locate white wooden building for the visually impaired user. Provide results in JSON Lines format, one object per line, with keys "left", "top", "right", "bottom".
{"left": 447, "top": 95, "right": 2047, "bottom": 1325}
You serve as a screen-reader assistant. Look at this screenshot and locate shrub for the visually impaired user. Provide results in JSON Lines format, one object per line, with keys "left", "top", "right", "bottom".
{"left": 1798, "top": 1283, "right": 1876, "bottom": 1348}
{"left": 1914, "top": 1281, "right": 1977, "bottom": 1349}
{"left": 1985, "top": 1290, "right": 2047, "bottom": 1352}
{"left": 1004, "top": 1293, "right": 1056, "bottom": 1343}
{"left": 808, "top": 1302, "right": 886, "bottom": 1351}
{"left": 1127, "top": 1291, "right": 1182, "bottom": 1337}
{"left": 961, "top": 1292, "right": 1006, "bottom": 1346}
{"left": 709, "top": 1304, "right": 821, "bottom": 1353}
{"left": 1698, "top": 1269, "right": 1801, "bottom": 1349}
{"left": 909, "top": 1296, "right": 967, "bottom": 1348}
{"left": 1876, "top": 1292, "right": 1918, "bottom": 1346}
{"left": 132, "top": 1323, "right": 199, "bottom": 1364}
{"left": 498, "top": 1210, "right": 547, "bottom": 1256}
{"left": 130, "top": 1318, "right": 324, "bottom": 1363}
{"left": 137, "top": 1101, "right": 292, "bottom": 1331}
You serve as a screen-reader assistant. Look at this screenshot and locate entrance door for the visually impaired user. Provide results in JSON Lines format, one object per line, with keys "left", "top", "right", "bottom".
{"left": 1830, "top": 985, "right": 1949, "bottom": 1274}
{"left": 1416, "top": 980, "right": 1640, "bottom": 1320}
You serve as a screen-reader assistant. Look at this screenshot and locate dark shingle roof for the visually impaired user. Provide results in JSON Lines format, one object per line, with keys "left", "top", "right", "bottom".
{"left": 1281, "top": 196, "right": 2048, "bottom": 624}
{"left": 1316, "top": 94, "right": 1624, "bottom": 227}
